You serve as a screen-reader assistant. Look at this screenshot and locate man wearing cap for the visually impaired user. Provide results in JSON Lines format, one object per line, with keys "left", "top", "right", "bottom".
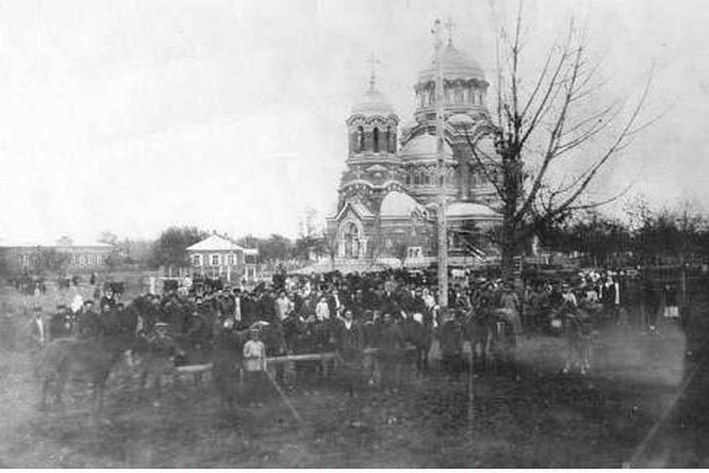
{"left": 77, "top": 300, "right": 102, "bottom": 338}
{"left": 141, "top": 322, "right": 183, "bottom": 405}
{"left": 243, "top": 326, "right": 268, "bottom": 407}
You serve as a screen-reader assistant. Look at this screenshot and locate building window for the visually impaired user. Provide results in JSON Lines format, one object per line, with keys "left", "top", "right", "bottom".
{"left": 357, "top": 126, "right": 365, "bottom": 152}
{"left": 372, "top": 127, "right": 380, "bottom": 153}
{"left": 79, "top": 254, "right": 88, "bottom": 267}
{"left": 211, "top": 254, "right": 220, "bottom": 266}
{"left": 192, "top": 255, "right": 202, "bottom": 267}
{"left": 227, "top": 254, "right": 235, "bottom": 266}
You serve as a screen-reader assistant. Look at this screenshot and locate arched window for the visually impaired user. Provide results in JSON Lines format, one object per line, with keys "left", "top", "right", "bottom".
{"left": 373, "top": 127, "right": 380, "bottom": 153}
{"left": 386, "top": 126, "right": 394, "bottom": 153}
{"left": 357, "top": 126, "right": 365, "bottom": 152}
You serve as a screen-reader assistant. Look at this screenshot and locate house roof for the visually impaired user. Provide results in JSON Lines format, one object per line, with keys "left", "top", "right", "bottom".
{"left": 186, "top": 234, "right": 246, "bottom": 252}
{"left": 0, "top": 237, "right": 113, "bottom": 249}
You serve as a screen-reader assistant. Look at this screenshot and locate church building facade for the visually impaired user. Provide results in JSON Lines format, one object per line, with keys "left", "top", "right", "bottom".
{"left": 326, "top": 32, "right": 503, "bottom": 269}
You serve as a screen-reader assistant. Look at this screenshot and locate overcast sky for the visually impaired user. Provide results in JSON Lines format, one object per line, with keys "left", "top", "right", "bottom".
{"left": 0, "top": 0, "right": 707, "bottom": 243}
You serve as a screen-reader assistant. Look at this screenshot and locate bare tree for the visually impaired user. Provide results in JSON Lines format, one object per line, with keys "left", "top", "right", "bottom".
{"left": 463, "top": 2, "right": 655, "bottom": 281}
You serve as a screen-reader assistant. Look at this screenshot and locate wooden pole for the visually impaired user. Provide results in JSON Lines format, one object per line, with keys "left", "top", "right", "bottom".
{"left": 265, "top": 370, "right": 303, "bottom": 424}
{"left": 433, "top": 18, "right": 448, "bottom": 309}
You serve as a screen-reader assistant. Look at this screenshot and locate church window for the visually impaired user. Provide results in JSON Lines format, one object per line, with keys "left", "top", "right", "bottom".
{"left": 455, "top": 88, "right": 464, "bottom": 104}
{"left": 357, "top": 126, "right": 365, "bottom": 152}
{"left": 373, "top": 127, "right": 380, "bottom": 153}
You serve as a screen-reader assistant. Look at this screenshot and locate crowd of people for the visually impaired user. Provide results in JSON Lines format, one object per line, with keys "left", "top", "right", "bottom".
{"left": 0, "top": 267, "right": 688, "bottom": 404}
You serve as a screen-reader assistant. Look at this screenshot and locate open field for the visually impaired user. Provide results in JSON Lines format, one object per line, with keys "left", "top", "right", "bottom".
{"left": 0, "top": 308, "right": 705, "bottom": 467}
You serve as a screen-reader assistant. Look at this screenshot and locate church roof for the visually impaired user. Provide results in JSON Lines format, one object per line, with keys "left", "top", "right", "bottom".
{"left": 186, "top": 234, "right": 246, "bottom": 252}
{"left": 418, "top": 42, "right": 485, "bottom": 83}
{"left": 335, "top": 199, "right": 375, "bottom": 221}
{"left": 449, "top": 113, "right": 475, "bottom": 126}
{"left": 446, "top": 202, "right": 501, "bottom": 220}
{"left": 351, "top": 87, "right": 396, "bottom": 116}
{"left": 380, "top": 190, "right": 422, "bottom": 219}
{"left": 400, "top": 133, "right": 453, "bottom": 161}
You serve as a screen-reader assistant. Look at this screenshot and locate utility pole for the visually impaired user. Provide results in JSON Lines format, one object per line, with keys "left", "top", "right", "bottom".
{"left": 433, "top": 18, "right": 448, "bottom": 308}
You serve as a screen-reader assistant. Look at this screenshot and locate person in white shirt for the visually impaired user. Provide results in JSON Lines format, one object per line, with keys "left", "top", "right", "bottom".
{"left": 316, "top": 297, "right": 330, "bottom": 321}
{"left": 28, "top": 307, "right": 45, "bottom": 349}
{"left": 275, "top": 291, "right": 293, "bottom": 321}
{"left": 243, "top": 328, "right": 267, "bottom": 408}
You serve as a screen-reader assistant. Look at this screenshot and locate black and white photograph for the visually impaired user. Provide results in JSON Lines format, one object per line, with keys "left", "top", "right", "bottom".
{"left": 0, "top": 0, "right": 708, "bottom": 468}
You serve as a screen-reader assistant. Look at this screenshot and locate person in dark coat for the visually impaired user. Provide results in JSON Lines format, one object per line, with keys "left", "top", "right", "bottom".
{"left": 49, "top": 305, "right": 73, "bottom": 341}
{"left": 377, "top": 312, "right": 404, "bottom": 393}
{"left": 77, "top": 301, "right": 102, "bottom": 338}
{"left": 439, "top": 309, "right": 465, "bottom": 375}
{"left": 333, "top": 309, "right": 364, "bottom": 396}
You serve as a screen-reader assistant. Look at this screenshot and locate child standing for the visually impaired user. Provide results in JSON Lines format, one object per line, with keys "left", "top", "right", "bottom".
{"left": 243, "top": 327, "right": 267, "bottom": 407}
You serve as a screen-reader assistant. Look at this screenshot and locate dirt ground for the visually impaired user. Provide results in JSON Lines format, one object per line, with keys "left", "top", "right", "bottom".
{"left": 1, "top": 284, "right": 708, "bottom": 467}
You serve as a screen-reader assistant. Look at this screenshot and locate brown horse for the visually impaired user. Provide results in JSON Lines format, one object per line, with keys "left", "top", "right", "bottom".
{"left": 36, "top": 335, "right": 136, "bottom": 413}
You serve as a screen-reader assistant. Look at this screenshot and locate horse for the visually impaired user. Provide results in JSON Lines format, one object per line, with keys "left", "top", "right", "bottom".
{"left": 462, "top": 307, "right": 520, "bottom": 373}
{"left": 35, "top": 334, "right": 137, "bottom": 413}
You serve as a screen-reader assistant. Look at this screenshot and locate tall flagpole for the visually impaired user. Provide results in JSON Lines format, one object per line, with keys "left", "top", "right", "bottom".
{"left": 433, "top": 19, "right": 448, "bottom": 309}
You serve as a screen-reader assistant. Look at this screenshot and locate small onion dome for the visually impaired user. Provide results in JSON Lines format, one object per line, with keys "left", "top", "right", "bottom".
{"left": 380, "top": 191, "right": 422, "bottom": 218}
{"left": 351, "top": 87, "right": 395, "bottom": 116}
{"left": 400, "top": 133, "right": 453, "bottom": 160}
{"left": 449, "top": 113, "right": 475, "bottom": 127}
{"left": 418, "top": 43, "right": 485, "bottom": 83}
{"left": 446, "top": 202, "right": 501, "bottom": 220}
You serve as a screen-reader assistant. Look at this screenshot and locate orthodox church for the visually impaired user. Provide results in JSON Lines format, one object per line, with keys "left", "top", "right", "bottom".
{"left": 326, "top": 32, "right": 502, "bottom": 269}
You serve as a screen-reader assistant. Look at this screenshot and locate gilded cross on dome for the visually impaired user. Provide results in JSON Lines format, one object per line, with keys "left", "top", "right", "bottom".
{"left": 367, "top": 53, "right": 380, "bottom": 90}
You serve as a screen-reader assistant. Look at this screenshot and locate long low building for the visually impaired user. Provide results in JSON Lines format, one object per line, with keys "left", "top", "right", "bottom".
{"left": 0, "top": 236, "right": 114, "bottom": 273}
